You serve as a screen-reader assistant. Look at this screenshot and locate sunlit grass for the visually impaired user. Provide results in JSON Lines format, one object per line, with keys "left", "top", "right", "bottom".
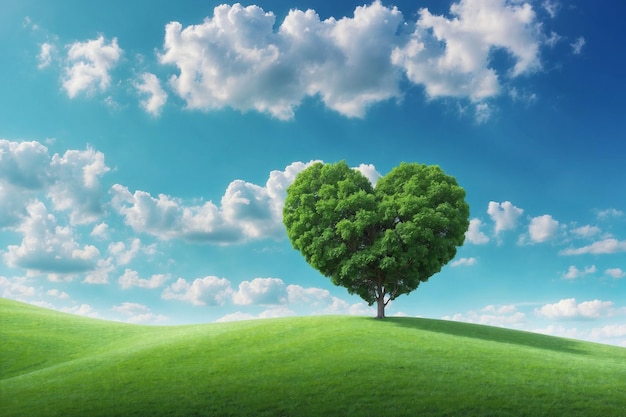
{"left": 1, "top": 298, "right": 625, "bottom": 416}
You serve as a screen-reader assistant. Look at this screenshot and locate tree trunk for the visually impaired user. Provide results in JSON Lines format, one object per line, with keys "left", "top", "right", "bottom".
{"left": 376, "top": 297, "right": 385, "bottom": 319}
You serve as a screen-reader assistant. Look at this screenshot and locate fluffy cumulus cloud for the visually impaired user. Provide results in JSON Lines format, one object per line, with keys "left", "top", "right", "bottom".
{"left": 535, "top": 298, "right": 615, "bottom": 320}
{"left": 4, "top": 201, "right": 99, "bottom": 275}
{"left": 48, "top": 148, "right": 110, "bottom": 224}
{"left": 392, "top": 0, "right": 541, "bottom": 103}
{"left": 161, "top": 274, "right": 374, "bottom": 318}
{"left": 157, "top": 0, "right": 548, "bottom": 120}
{"left": 108, "top": 238, "right": 155, "bottom": 266}
{"left": 135, "top": 72, "right": 168, "bottom": 116}
{"left": 108, "top": 160, "right": 386, "bottom": 244}
{"left": 118, "top": 269, "right": 169, "bottom": 289}
{"left": 162, "top": 276, "right": 234, "bottom": 306}
{"left": 465, "top": 218, "right": 489, "bottom": 244}
{"left": 159, "top": 2, "right": 403, "bottom": 119}
{"left": 286, "top": 284, "right": 374, "bottom": 316}
{"left": 0, "top": 140, "right": 110, "bottom": 228}
{"left": 63, "top": 36, "right": 122, "bottom": 98}
{"left": 0, "top": 140, "right": 50, "bottom": 190}
{"left": 0, "top": 140, "right": 50, "bottom": 227}
{"left": 0, "top": 276, "right": 36, "bottom": 299}
{"left": 110, "top": 161, "right": 316, "bottom": 244}
{"left": 232, "top": 277, "right": 287, "bottom": 305}
{"left": 527, "top": 214, "right": 559, "bottom": 243}
{"left": 487, "top": 201, "right": 523, "bottom": 234}
{"left": 355, "top": 164, "right": 381, "bottom": 186}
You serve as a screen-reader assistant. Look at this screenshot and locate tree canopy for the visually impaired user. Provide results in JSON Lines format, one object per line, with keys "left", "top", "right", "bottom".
{"left": 283, "top": 161, "right": 470, "bottom": 318}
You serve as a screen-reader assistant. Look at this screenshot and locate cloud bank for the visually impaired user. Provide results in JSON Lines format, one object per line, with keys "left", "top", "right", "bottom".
{"left": 157, "top": 0, "right": 546, "bottom": 120}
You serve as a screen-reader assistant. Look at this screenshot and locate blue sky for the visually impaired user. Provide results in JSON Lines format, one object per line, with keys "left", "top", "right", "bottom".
{"left": 1, "top": 0, "right": 625, "bottom": 346}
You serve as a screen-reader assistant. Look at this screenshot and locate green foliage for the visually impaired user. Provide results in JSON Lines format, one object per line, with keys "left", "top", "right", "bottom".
{"left": 283, "top": 161, "right": 470, "bottom": 316}
{"left": 2, "top": 298, "right": 626, "bottom": 417}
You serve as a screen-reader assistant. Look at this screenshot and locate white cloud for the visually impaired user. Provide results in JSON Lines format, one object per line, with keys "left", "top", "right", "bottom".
{"left": 135, "top": 72, "right": 167, "bottom": 116}
{"left": 48, "top": 147, "right": 110, "bottom": 224}
{"left": 0, "top": 140, "right": 50, "bottom": 189}
{"left": 543, "top": 31, "right": 562, "bottom": 48}
{"left": 590, "top": 324, "right": 626, "bottom": 339}
{"left": 0, "top": 140, "right": 51, "bottom": 227}
{"left": 443, "top": 304, "right": 526, "bottom": 327}
{"left": 90, "top": 222, "right": 109, "bottom": 239}
{"left": 355, "top": 164, "right": 381, "bottom": 187}
{"left": 287, "top": 285, "right": 335, "bottom": 307}
{"left": 560, "top": 238, "right": 626, "bottom": 255}
{"left": 232, "top": 277, "right": 287, "bottom": 305}
{"left": 160, "top": 2, "right": 404, "bottom": 119}
{"left": 38, "top": 42, "right": 55, "bottom": 69}
{"left": 111, "top": 161, "right": 315, "bottom": 244}
{"left": 541, "top": 1, "right": 559, "bottom": 18}
{"left": 597, "top": 208, "right": 623, "bottom": 219}
{"left": 61, "top": 303, "right": 99, "bottom": 318}
{"left": 451, "top": 257, "right": 477, "bottom": 267}
{"left": 162, "top": 276, "right": 233, "bottom": 306}
{"left": 466, "top": 218, "right": 489, "bottom": 244}
{"left": 83, "top": 258, "right": 115, "bottom": 285}
{"left": 0, "top": 141, "right": 109, "bottom": 228}
{"left": 532, "top": 324, "right": 580, "bottom": 339}
{"left": 482, "top": 304, "right": 517, "bottom": 315}
{"left": 508, "top": 86, "right": 538, "bottom": 103}
{"left": 215, "top": 307, "right": 296, "bottom": 322}
{"left": 562, "top": 265, "right": 596, "bottom": 280}
{"left": 215, "top": 311, "right": 258, "bottom": 322}
{"left": 4, "top": 201, "right": 99, "bottom": 275}
{"left": 605, "top": 268, "right": 625, "bottom": 279}
{"left": 286, "top": 284, "right": 374, "bottom": 316}
{"left": 474, "top": 102, "right": 495, "bottom": 124}
{"left": 527, "top": 214, "right": 559, "bottom": 243}
{"left": 118, "top": 269, "right": 169, "bottom": 289}
{"left": 487, "top": 201, "right": 524, "bottom": 234}
{"left": 161, "top": 274, "right": 375, "bottom": 316}
{"left": 107, "top": 238, "right": 154, "bottom": 266}
{"left": 393, "top": 0, "right": 541, "bottom": 105}
{"left": 157, "top": 1, "right": 549, "bottom": 120}
{"left": 571, "top": 225, "right": 601, "bottom": 238}
{"left": 0, "top": 276, "right": 36, "bottom": 299}
{"left": 47, "top": 288, "right": 70, "bottom": 299}
{"left": 112, "top": 302, "right": 168, "bottom": 323}
{"left": 570, "top": 36, "right": 585, "bottom": 55}
{"left": 63, "top": 36, "right": 122, "bottom": 98}
{"left": 535, "top": 298, "right": 615, "bottom": 320}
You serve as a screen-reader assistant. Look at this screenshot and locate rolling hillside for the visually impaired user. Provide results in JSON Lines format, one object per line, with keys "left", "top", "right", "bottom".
{"left": 1, "top": 298, "right": 625, "bottom": 417}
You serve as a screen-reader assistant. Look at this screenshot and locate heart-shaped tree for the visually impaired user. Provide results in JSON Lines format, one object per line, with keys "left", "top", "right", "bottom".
{"left": 283, "top": 161, "right": 470, "bottom": 318}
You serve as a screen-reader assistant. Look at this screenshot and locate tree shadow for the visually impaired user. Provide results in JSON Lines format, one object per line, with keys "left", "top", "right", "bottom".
{"left": 380, "top": 316, "right": 587, "bottom": 355}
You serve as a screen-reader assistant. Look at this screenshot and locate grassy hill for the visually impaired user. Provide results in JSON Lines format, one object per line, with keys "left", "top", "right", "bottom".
{"left": 1, "top": 298, "right": 625, "bottom": 417}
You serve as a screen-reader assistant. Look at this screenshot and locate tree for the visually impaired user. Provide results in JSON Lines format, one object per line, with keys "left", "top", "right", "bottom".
{"left": 283, "top": 161, "right": 469, "bottom": 318}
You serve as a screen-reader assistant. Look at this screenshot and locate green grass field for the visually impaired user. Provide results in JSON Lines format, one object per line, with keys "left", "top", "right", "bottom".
{"left": 1, "top": 298, "right": 625, "bottom": 417}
